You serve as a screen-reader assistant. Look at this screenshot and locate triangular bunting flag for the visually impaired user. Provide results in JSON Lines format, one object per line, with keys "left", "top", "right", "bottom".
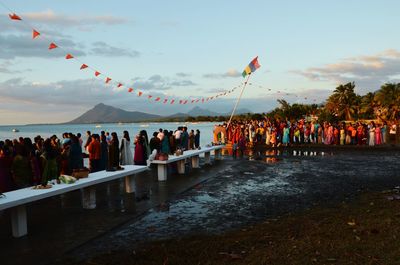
{"left": 9, "top": 13, "right": 22, "bottom": 20}
{"left": 191, "top": 100, "right": 195, "bottom": 103}
{"left": 48, "top": 43, "right": 58, "bottom": 50}
{"left": 128, "top": 88, "right": 133, "bottom": 92}
{"left": 148, "top": 95, "right": 153, "bottom": 99}
{"left": 65, "top": 54, "right": 74, "bottom": 59}
{"left": 80, "top": 64, "right": 88, "bottom": 70}
{"left": 155, "top": 97, "right": 160, "bottom": 101}
{"left": 163, "top": 99, "right": 168, "bottom": 103}
{"left": 32, "top": 29, "right": 40, "bottom": 39}
{"left": 94, "top": 71, "right": 101, "bottom": 77}
{"left": 117, "top": 83, "right": 123, "bottom": 88}
{"left": 138, "top": 91, "right": 143, "bottom": 97}
{"left": 170, "top": 99, "right": 175, "bottom": 104}
{"left": 105, "top": 77, "right": 112, "bottom": 83}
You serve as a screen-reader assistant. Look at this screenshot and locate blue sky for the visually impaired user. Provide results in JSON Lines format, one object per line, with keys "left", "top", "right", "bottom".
{"left": 1, "top": 0, "right": 400, "bottom": 124}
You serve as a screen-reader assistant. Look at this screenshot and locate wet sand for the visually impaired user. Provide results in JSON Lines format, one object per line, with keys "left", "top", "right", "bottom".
{"left": 1, "top": 146, "right": 399, "bottom": 265}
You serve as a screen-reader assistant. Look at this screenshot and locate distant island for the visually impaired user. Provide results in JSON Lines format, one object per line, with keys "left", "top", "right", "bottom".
{"left": 66, "top": 103, "right": 252, "bottom": 124}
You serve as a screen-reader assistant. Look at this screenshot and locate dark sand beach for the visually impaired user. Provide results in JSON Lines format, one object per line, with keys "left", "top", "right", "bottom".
{"left": 1, "top": 146, "right": 400, "bottom": 265}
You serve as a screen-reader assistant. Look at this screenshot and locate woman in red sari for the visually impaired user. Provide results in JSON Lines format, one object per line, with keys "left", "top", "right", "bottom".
{"left": 375, "top": 124, "right": 382, "bottom": 145}
{"left": 134, "top": 134, "right": 146, "bottom": 165}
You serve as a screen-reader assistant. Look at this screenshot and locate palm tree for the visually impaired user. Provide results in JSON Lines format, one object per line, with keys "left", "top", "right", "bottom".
{"left": 325, "top": 82, "right": 358, "bottom": 120}
{"left": 360, "top": 92, "right": 377, "bottom": 119}
{"left": 374, "top": 83, "right": 400, "bottom": 121}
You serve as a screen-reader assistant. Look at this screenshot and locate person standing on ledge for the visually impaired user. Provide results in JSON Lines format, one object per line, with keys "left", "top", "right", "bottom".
{"left": 120, "top": 131, "right": 133, "bottom": 165}
{"left": 88, "top": 134, "right": 101, "bottom": 172}
{"left": 194, "top": 129, "right": 200, "bottom": 149}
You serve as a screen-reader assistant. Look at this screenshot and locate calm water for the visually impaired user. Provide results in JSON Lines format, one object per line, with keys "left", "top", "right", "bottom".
{"left": 0, "top": 122, "right": 218, "bottom": 148}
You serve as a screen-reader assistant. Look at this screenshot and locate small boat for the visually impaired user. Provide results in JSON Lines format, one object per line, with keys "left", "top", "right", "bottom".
{"left": 95, "top": 124, "right": 102, "bottom": 128}
{"left": 12, "top": 129, "right": 19, "bottom": 133}
{"left": 140, "top": 124, "right": 149, "bottom": 127}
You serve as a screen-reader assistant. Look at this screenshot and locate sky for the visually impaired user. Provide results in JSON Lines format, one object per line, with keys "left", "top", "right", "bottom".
{"left": 1, "top": 0, "right": 400, "bottom": 125}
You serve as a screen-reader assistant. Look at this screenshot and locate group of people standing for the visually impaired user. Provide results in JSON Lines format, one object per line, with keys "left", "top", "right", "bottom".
{"left": 223, "top": 118, "right": 398, "bottom": 147}
{"left": 0, "top": 126, "right": 201, "bottom": 193}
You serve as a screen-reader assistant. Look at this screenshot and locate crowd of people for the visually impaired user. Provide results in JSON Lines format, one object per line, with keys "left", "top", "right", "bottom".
{"left": 222, "top": 118, "right": 399, "bottom": 149}
{"left": 0, "top": 126, "right": 201, "bottom": 193}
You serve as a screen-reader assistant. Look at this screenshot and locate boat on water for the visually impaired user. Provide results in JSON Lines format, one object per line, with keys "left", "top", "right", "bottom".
{"left": 95, "top": 124, "right": 102, "bottom": 128}
{"left": 140, "top": 124, "right": 149, "bottom": 127}
{"left": 12, "top": 129, "right": 19, "bottom": 132}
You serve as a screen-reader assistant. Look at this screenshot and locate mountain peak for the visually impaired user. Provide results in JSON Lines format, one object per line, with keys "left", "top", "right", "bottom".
{"left": 67, "top": 103, "right": 161, "bottom": 124}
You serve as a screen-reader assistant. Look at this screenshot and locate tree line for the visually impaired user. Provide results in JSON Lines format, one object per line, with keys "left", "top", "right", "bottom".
{"left": 156, "top": 82, "right": 400, "bottom": 123}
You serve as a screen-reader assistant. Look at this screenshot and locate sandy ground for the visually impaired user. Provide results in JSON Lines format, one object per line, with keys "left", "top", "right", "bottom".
{"left": 1, "top": 146, "right": 399, "bottom": 265}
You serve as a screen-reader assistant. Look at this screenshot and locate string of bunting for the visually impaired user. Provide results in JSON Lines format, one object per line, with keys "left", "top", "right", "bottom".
{"left": 246, "top": 82, "right": 319, "bottom": 104}
{"left": 4, "top": 8, "right": 240, "bottom": 105}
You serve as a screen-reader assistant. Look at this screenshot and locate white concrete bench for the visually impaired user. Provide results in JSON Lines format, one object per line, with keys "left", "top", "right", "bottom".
{"left": 0, "top": 165, "right": 148, "bottom": 238}
{"left": 151, "top": 145, "right": 224, "bottom": 181}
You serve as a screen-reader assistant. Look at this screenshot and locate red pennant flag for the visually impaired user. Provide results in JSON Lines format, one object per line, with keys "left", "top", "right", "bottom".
{"left": 179, "top": 100, "right": 183, "bottom": 104}
{"left": 170, "top": 99, "right": 175, "bottom": 104}
{"left": 138, "top": 91, "right": 143, "bottom": 97}
{"left": 155, "top": 97, "right": 161, "bottom": 101}
{"left": 48, "top": 43, "right": 58, "bottom": 50}
{"left": 191, "top": 100, "right": 195, "bottom": 103}
{"left": 32, "top": 29, "right": 40, "bottom": 39}
{"left": 94, "top": 71, "right": 101, "bottom": 77}
{"left": 105, "top": 77, "right": 112, "bottom": 83}
{"left": 117, "top": 83, "right": 123, "bottom": 88}
{"left": 202, "top": 98, "right": 205, "bottom": 103}
{"left": 148, "top": 95, "right": 153, "bottom": 99}
{"left": 65, "top": 54, "right": 74, "bottom": 59}
{"left": 196, "top": 99, "right": 200, "bottom": 103}
{"left": 128, "top": 88, "right": 133, "bottom": 92}
{"left": 183, "top": 100, "right": 188, "bottom": 104}
{"left": 163, "top": 99, "right": 168, "bottom": 103}
{"left": 80, "top": 64, "right": 88, "bottom": 70}
{"left": 9, "top": 13, "right": 22, "bottom": 20}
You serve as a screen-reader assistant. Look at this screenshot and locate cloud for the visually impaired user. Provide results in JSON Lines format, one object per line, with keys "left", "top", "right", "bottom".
{"left": 90, "top": 41, "right": 140, "bottom": 57}
{"left": 24, "top": 9, "right": 128, "bottom": 28}
{"left": 131, "top": 75, "right": 196, "bottom": 91}
{"left": 0, "top": 33, "right": 86, "bottom": 59}
{"left": 292, "top": 49, "right": 400, "bottom": 93}
{"left": 0, "top": 60, "right": 30, "bottom": 74}
{"left": 1, "top": 10, "right": 128, "bottom": 33}
{"left": 176, "top": 72, "right": 191, "bottom": 77}
{"left": 203, "top": 69, "right": 241, "bottom": 79}
{"left": 170, "top": 80, "right": 196, "bottom": 87}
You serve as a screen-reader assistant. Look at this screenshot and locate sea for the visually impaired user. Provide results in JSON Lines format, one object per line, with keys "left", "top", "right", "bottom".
{"left": 0, "top": 122, "right": 219, "bottom": 149}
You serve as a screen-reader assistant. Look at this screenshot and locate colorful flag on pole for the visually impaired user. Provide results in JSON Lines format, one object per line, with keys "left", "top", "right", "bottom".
{"left": 242, "top": 56, "right": 260, "bottom": 78}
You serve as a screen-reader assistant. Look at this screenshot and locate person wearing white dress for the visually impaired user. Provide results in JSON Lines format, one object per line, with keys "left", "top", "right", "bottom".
{"left": 120, "top": 130, "right": 134, "bottom": 165}
{"left": 368, "top": 122, "right": 375, "bottom": 146}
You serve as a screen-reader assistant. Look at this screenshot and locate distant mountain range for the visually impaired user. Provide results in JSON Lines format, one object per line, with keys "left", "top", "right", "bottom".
{"left": 67, "top": 103, "right": 252, "bottom": 124}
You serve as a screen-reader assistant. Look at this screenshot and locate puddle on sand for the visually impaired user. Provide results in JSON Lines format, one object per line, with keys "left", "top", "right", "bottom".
{"left": 104, "top": 163, "right": 304, "bottom": 248}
